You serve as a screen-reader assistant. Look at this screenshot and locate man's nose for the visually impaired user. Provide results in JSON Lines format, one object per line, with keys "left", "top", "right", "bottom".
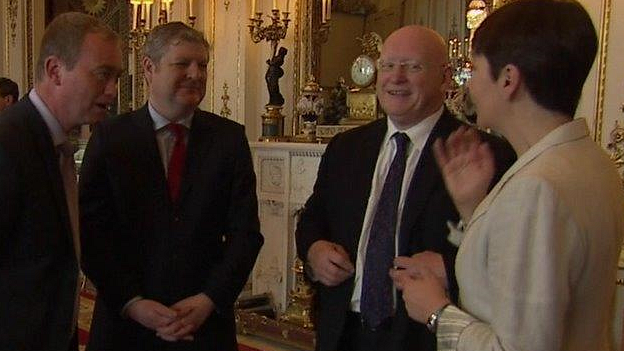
{"left": 186, "top": 62, "right": 205, "bottom": 79}
{"left": 387, "top": 67, "right": 408, "bottom": 83}
{"left": 104, "top": 78, "right": 118, "bottom": 98}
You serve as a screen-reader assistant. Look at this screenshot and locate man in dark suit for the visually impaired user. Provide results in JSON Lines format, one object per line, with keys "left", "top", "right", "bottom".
{"left": 0, "top": 77, "right": 19, "bottom": 112}
{"left": 0, "top": 12, "right": 122, "bottom": 351}
{"left": 79, "top": 22, "right": 263, "bottom": 351}
{"left": 296, "top": 25, "right": 514, "bottom": 351}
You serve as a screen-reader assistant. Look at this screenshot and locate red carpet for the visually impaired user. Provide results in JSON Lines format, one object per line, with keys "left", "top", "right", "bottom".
{"left": 78, "top": 289, "right": 96, "bottom": 350}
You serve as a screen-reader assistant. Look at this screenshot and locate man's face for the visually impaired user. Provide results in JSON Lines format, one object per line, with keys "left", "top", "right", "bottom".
{"left": 0, "top": 95, "right": 13, "bottom": 112}
{"left": 468, "top": 54, "right": 502, "bottom": 130}
{"left": 57, "top": 33, "right": 122, "bottom": 128}
{"left": 144, "top": 41, "right": 208, "bottom": 121}
{"left": 376, "top": 29, "right": 449, "bottom": 129}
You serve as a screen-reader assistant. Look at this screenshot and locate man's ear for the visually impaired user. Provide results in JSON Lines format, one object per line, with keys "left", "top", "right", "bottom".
{"left": 44, "top": 56, "right": 63, "bottom": 85}
{"left": 499, "top": 64, "right": 522, "bottom": 99}
{"left": 142, "top": 56, "right": 155, "bottom": 86}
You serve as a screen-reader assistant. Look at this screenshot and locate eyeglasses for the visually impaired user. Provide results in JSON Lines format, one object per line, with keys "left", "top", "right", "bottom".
{"left": 377, "top": 59, "right": 426, "bottom": 73}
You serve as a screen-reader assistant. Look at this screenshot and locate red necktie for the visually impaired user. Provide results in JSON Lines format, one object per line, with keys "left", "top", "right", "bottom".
{"left": 167, "top": 123, "right": 187, "bottom": 203}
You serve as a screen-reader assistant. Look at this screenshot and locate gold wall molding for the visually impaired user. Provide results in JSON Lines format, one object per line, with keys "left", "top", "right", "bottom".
{"left": 26, "top": 0, "right": 33, "bottom": 89}
{"left": 593, "top": 0, "right": 611, "bottom": 143}
{"left": 607, "top": 120, "right": 624, "bottom": 177}
{"left": 7, "top": 0, "right": 18, "bottom": 47}
{"left": 220, "top": 81, "right": 232, "bottom": 117}
{"left": 209, "top": 0, "right": 216, "bottom": 112}
{"left": 236, "top": 0, "right": 242, "bottom": 121}
{"left": 4, "top": 3, "right": 10, "bottom": 73}
{"left": 292, "top": 0, "right": 307, "bottom": 135}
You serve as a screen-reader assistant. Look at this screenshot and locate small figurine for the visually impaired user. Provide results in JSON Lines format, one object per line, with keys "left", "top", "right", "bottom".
{"left": 265, "top": 47, "right": 288, "bottom": 106}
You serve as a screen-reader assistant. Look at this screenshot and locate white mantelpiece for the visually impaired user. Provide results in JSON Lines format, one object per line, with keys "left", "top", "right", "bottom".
{"left": 249, "top": 141, "right": 326, "bottom": 313}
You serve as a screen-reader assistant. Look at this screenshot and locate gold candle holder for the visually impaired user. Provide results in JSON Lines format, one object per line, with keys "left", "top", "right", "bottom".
{"left": 248, "top": 8, "right": 290, "bottom": 139}
{"left": 248, "top": 9, "right": 290, "bottom": 58}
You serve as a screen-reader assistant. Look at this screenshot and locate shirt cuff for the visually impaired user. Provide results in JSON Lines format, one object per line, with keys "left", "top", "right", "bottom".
{"left": 120, "top": 295, "right": 144, "bottom": 318}
{"left": 436, "top": 305, "right": 477, "bottom": 351}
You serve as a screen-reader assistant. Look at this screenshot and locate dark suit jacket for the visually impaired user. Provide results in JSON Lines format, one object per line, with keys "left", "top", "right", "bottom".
{"left": 79, "top": 105, "right": 263, "bottom": 351}
{"left": 0, "top": 97, "right": 79, "bottom": 351}
{"left": 296, "top": 109, "right": 515, "bottom": 351}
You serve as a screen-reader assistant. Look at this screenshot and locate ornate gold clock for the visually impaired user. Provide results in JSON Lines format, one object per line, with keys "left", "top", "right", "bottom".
{"left": 350, "top": 54, "right": 376, "bottom": 89}
{"left": 341, "top": 32, "right": 382, "bottom": 125}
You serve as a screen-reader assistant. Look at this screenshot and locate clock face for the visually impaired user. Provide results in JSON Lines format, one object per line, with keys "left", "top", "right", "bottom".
{"left": 351, "top": 55, "right": 376, "bottom": 88}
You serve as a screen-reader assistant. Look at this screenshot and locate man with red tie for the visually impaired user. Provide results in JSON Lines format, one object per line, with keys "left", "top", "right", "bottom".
{"left": 79, "top": 22, "right": 263, "bottom": 351}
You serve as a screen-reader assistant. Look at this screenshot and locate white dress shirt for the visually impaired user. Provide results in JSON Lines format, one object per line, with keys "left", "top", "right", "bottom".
{"left": 350, "top": 106, "right": 443, "bottom": 311}
{"left": 148, "top": 103, "right": 193, "bottom": 175}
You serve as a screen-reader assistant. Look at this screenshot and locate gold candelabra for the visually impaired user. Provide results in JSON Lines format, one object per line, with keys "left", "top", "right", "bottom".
{"left": 248, "top": 3, "right": 291, "bottom": 140}
{"left": 248, "top": 9, "right": 290, "bottom": 58}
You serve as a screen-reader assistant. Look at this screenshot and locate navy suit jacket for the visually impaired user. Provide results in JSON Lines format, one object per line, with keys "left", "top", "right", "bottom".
{"left": 0, "top": 96, "right": 79, "bottom": 351}
{"left": 80, "top": 105, "right": 263, "bottom": 351}
{"left": 296, "top": 109, "right": 515, "bottom": 351}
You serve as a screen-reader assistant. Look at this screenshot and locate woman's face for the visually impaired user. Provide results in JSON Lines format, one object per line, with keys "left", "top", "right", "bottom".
{"left": 468, "top": 54, "right": 503, "bottom": 130}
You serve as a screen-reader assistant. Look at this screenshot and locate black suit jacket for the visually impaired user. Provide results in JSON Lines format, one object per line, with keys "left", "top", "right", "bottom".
{"left": 79, "top": 105, "right": 263, "bottom": 351}
{"left": 296, "top": 109, "right": 515, "bottom": 351}
{"left": 0, "top": 97, "right": 79, "bottom": 351}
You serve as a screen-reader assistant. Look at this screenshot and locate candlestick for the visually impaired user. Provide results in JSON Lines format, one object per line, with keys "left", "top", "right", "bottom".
{"left": 189, "top": 0, "right": 194, "bottom": 17}
{"left": 132, "top": 3, "right": 139, "bottom": 29}
{"left": 247, "top": 3, "right": 291, "bottom": 139}
{"left": 326, "top": 0, "right": 331, "bottom": 20}
{"left": 251, "top": 0, "right": 256, "bottom": 17}
{"left": 141, "top": 4, "right": 147, "bottom": 24}
{"left": 145, "top": 2, "right": 152, "bottom": 29}
{"left": 322, "top": 0, "right": 326, "bottom": 23}
{"left": 285, "top": 0, "right": 289, "bottom": 13}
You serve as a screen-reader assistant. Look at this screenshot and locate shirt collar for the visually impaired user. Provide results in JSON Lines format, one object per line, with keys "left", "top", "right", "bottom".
{"left": 384, "top": 105, "right": 443, "bottom": 146}
{"left": 148, "top": 102, "right": 194, "bottom": 131}
{"left": 29, "top": 89, "right": 67, "bottom": 147}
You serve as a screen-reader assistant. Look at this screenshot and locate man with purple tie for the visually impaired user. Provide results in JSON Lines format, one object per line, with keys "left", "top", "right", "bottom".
{"left": 296, "top": 25, "right": 515, "bottom": 351}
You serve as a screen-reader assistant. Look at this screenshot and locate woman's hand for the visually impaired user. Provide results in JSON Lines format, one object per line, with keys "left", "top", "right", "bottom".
{"left": 433, "top": 126, "right": 495, "bottom": 221}
{"left": 390, "top": 266, "right": 450, "bottom": 323}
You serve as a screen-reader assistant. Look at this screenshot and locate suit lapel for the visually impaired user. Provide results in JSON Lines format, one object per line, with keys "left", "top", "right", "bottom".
{"left": 22, "top": 97, "right": 73, "bottom": 246}
{"left": 398, "top": 109, "right": 460, "bottom": 255}
{"left": 177, "top": 110, "right": 216, "bottom": 205}
{"left": 345, "top": 120, "right": 387, "bottom": 253}
{"left": 132, "top": 105, "right": 171, "bottom": 206}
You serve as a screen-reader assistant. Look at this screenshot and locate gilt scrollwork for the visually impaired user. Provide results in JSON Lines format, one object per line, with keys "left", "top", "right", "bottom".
{"left": 607, "top": 120, "right": 624, "bottom": 180}
{"left": 7, "top": 0, "right": 18, "bottom": 47}
{"left": 220, "top": 82, "right": 232, "bottom": 118}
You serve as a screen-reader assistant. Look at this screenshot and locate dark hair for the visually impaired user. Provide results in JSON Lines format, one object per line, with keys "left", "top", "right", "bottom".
{"left": 143, "top": 22, "right": 209, "bottom": 64}
{"left": 0, "top": 77, "right": 19, "bottom": 101}
{"left": 472, "top": 0, "right": 597, "bottom": 116}
{"left": 36, "top": 12, "right": 119, "bottom": 82}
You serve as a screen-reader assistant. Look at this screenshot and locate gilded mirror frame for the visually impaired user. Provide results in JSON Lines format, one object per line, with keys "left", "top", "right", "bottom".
{"left": 292, "top": 0, "right": 318, "bottom": 135}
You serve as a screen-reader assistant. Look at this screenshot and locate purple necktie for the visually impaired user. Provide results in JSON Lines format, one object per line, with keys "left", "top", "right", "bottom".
{"left": 361, "top": 132, "right": 410, "bottom": 328}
